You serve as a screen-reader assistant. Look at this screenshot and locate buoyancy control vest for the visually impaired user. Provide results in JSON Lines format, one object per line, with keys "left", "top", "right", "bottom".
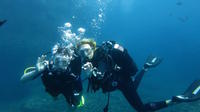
{"left": 94, "top": 41, "right": 138, "bottom": 77}
{"left": 88, "top": 41, "right": 138, "bottom": 93}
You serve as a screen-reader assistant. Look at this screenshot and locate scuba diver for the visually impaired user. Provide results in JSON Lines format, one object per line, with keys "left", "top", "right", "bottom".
{"left": 77, "top": 38, "right": 200, "bottom": 112}
{"left": 0, "top": 19, "right": 7, "bottom": 27}
{"left": 20, "top": 44, "right": 84, "bottom": 108}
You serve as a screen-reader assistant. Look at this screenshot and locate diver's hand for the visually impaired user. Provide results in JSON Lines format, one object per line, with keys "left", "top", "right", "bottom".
{"left": 36, "top": 55, "right": 48, "bottom": 72}
{"left": 82, "top": 62, "right": 93, "bottom": 71}
{"left": 143, "top": 55, "right": 162, "bottom": 71}
{"left": 82, "top": 62, "right": 93, "bottom": 76}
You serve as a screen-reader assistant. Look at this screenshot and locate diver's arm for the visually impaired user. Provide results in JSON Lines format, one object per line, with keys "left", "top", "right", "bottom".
{"left": 20, "top": 69, "right": 43, "bottom": 83}
{"left": 20, "top": 55, "right": 49, "bottom": 83}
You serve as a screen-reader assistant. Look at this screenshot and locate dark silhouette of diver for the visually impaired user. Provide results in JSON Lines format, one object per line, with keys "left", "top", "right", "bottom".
{"left": 77, "top": 38, "right": 200, "bottom": 112}
{"left": 20, "top": 45, "right": 84, "bottom": 108}
{"left": 0, "top": 19, "right": 7, "bottom": 26}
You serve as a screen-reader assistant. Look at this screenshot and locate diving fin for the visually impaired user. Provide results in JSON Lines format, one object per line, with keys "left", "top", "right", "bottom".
{"left": 173, "top": 79, "right": 200, "bottom": 102}
{"left": 144, "top": 55, "right": 162, "bottom": 69}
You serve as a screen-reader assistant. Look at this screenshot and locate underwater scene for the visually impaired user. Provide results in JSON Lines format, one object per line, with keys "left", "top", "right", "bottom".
{"left": 0, "top": 0, "right": 200, "bottom": 112}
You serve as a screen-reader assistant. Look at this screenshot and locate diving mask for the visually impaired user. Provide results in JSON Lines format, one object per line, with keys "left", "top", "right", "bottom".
{"left": 79, "top": 44, "right": 94, "bottom": 60}
{"left": 53, "top": 54, "right": 70, "bottom": 71}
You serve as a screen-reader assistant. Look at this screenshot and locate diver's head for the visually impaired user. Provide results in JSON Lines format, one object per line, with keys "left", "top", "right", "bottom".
{"left": 77, "top": 38, "right": 96, "bottom": 60}
{"left": 53, "top": 54, "right": 70, "bottom": 71}
{"left": 52, "top": 45, "right": 72, "bottom": 71}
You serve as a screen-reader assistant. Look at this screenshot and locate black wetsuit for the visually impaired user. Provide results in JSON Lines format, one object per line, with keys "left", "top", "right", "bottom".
{"left": 89, "top": 44, "right": 168, "bottom": 112}
{"left": 41, "top": 55, "right": 82, "bottom": 106}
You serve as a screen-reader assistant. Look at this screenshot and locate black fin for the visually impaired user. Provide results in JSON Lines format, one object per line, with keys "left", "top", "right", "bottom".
{"left": 183, "top": 79, "right": 200, "bottom": 101}
{"left": 0, "top": 20, "right": 7, "bottom": 26}
{"left": 172, "top": 79, "right": 200, "bottom": 103}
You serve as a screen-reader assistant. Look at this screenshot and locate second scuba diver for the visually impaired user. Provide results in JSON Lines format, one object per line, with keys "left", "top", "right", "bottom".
{"left": 77, "top": 38, "right": 200, "bottom": 112}
{"left": 20, "top": 44, "right": 84, "bottom": 108}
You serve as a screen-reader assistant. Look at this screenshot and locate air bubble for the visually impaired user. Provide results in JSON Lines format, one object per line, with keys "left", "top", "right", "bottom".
{"left": 64, "top": 22, "right": 72, "bottom": 28}
{"left": 78, "top": 27, "right": 86, "bottom": 34}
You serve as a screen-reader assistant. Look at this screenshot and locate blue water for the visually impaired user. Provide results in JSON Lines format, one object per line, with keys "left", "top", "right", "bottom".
{"left": 0, "top": 0, "right": 200, "bottom": 111}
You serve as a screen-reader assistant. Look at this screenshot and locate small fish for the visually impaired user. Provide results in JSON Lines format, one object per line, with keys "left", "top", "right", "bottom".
{"left": 0, "top": 20, "right": 7, "bottom": 27}
{"left": 178, "top": 16, "right": 189, "bottom": 23}
{"left": 176, "top": 1, "right": 183, "bottom": 6}
{"left": 169, "top": 13, "right": 173, "bottom": 17}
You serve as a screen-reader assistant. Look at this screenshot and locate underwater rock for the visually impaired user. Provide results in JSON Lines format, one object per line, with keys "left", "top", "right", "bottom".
{"left": 5, "top": 89, "right": 200, "bottom": 112}
{"left": 18, "top": 88, "right": 132, "bottom": 112}
{"left": 19, "top": 93, "right": 68, "bottom": 112}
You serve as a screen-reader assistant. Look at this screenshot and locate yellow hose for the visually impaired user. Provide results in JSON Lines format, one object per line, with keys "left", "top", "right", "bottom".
{"left": 24, "top": 67, "right": 36, "bottom": 74}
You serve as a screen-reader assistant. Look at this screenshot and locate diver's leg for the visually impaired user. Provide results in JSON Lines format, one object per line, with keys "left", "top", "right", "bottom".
{"left": 132, "top": 69, "right": 146, "bottom": 90}
{"left": 121, "top": 89, "right": 146, "bottom": 112}
{"left": 144, "top": 101, "right": 168, "bottom": 111}
{"left": 62, "top": 77, "right": 83, "bottom": 107}
{"left": 62, "top": 85, "right": 74, "bottom": 106}
{"left": 119, "top": 77, "right": 146, "bottom": 112}
{"left": 119, "top": 77, "right": 168, "bottom": 112}
{"left": 133, "top": 56, "right": 162, "bottom": 90}
{"left": 71, "top": 77, "right": 83, "bottom": 106}
{"left": 41, "top": 74, "right": 61, "bottom": 97}
{"left": 145, "top": 79, "right": 200, "bottom": 111}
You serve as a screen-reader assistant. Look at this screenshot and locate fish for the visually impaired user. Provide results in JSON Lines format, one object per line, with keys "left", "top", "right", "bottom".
{"left": 176, "top": 1, "right": 183, "bottom": 6}
{"left": 178, "top": 16, "right": 189, "bottom": 23}
{"left": 0, "top": 20, "right": 7, "bottom": 27}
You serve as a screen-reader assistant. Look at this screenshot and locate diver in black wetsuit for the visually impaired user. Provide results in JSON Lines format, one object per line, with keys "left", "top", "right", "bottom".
{"left": 20, "top": 45, "right": 84, "bottom": 108}
{"left": 0, "top": 19, "right": 7, "bottom": 26}
{"left": 77, "top": 38, "right": 200, "bottom": 112}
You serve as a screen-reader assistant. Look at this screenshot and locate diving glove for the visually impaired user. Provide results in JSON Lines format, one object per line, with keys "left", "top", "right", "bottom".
{"left": 82, "top": 62, "right": 93, "bottom": 77}
{"left": 82, "top": 62, "right": 103, "bottom": 79}
{"left": 36, "top": 55, "right": 49, "bottom": 72}
{"left": 20, "top": 55, "right": 48, "bottom": 82}
{"left": 143, "top": 55, "right": 162, "bottom": 71}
